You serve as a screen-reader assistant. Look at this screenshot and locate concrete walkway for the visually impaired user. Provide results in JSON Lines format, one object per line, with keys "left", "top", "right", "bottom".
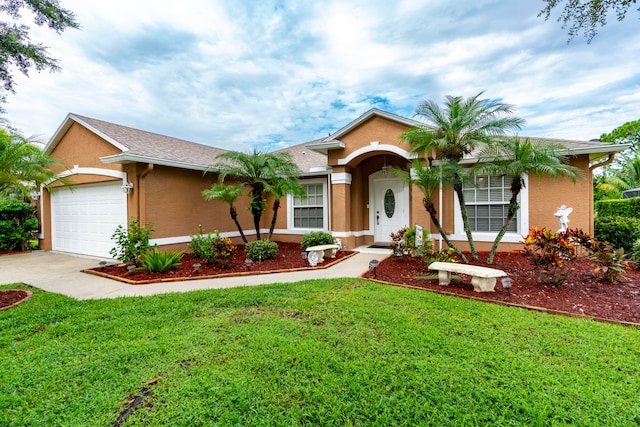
{"left": 0, "top": 248, "right": 391, "bottom": 300}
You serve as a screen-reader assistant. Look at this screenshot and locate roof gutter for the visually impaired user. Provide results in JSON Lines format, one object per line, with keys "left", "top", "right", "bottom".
{"left": 100, "top": 153, "right": 209, "bottom": 171}
{"left": 589, "top": 153, "right": 616, "bottom": 171}
{"left": 306, "top": 140, "right": 346, "bottom": 154}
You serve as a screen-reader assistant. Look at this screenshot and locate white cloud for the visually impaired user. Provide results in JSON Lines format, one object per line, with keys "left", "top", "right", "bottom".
{"left": 3, "top": 0, "right": 639, "bottom": 148}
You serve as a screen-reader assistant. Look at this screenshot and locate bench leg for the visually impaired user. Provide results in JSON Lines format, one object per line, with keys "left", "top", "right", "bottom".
{"left": 471, "top": 276, "right": 497, "bottom": 292}
{"left": 324, "top": 249, "right": 337, "bottom": 259}
{"left": 438, "top": 271, "right": 451, "bottom": 285}
{"left": 307, "top": 250, "right": 325, "bottom": 266}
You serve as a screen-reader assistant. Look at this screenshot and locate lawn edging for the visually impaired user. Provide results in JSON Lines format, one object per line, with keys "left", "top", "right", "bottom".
{"left": 0, "top": 289, "right": 32, "bottom": 311}
{"left": 82, "top": 251, "right": 358, "bottom": 285}
{"left": 363, "top": 275, "right": 640, "bottom": 328}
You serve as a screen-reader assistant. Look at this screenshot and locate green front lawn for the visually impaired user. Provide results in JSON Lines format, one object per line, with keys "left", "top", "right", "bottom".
{"left": 1, "top": 280, "right": 638, "bottom": 426}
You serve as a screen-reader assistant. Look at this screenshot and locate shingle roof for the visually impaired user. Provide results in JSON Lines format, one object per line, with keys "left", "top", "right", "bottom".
{"left": 46, "top": 110, "right": 628, "bottom": 173}
{"left": 463, "top": 136, "right": 628, "bottom": 163}
{"left": 75, "top": 114, "right": 227, "bottom": 169}
{"left": 45, "top": 113, "right": 227, "bottom": 170}
{"left": 274, "top": 138, "right": 329, "bottom": 175}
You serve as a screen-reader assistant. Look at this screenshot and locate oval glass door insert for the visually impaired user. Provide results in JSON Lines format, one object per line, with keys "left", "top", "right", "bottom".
{"left": 384, "top": 189, "right": 395, "bottom": 218}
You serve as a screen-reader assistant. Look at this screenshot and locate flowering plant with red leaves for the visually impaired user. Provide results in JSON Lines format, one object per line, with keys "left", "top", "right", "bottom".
{"left": 522, "top": 227, "right": 592, "bottom": 285}
{"left": 590, "top": 240, "right": 629, "bottom": 283}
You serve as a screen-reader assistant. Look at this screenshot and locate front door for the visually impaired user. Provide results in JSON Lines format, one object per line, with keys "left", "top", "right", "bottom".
{"left": 373, "top": 177, "right": 409, "bottom": 243}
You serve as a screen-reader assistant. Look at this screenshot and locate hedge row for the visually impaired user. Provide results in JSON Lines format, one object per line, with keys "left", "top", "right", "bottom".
{"left": 595, "top": 197, "right": 640, "bottom": 219}
{"left": 594, "top": 216, "right": 640, "bottom": 252}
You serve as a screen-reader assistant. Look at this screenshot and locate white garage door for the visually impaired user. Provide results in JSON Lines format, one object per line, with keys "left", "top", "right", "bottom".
{"left": 51, "top": 181, "right": 127, "bottom": 258}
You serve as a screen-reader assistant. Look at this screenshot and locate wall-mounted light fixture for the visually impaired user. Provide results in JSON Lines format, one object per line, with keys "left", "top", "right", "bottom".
{"left": 30, "top": 191, "right": 40, "bottom": 201}
{"left": 122, "top": 182, "right": 134, "bottom": 194}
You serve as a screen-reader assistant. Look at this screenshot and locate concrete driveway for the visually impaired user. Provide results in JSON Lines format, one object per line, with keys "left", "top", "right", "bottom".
{"left": 0, "top": 248, "right": 390, "bottom": 300}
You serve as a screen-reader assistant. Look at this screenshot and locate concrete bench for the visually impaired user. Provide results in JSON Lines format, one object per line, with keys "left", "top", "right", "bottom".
{"left": 305, "top": 244, "right": 340, "bottom": 266}
{"left": 428, "top": 261, "right": 507, "bottom": 292}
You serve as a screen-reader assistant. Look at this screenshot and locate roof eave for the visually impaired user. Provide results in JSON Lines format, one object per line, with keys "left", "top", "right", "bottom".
{"left": 444, "top": 143, "right": 632, "bottom": 165}
{"left": 300, "top": 167, "right": 332, "bottom": 177}
{"left": 100, "top": 153, "right": 211, "bottom": 172}
{"left": 306, "top": 140, "right": 346, "bottom": 154}
{"left": 45, "top": 113, "right": 130, "bottom": 154}
{"left": 327, "top": 108, "right": 422, "bottom": 141}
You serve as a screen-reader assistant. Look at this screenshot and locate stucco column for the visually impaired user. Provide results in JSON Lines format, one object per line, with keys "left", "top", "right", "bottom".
{"left": 330, "top": 168, "right": 352, "bottom": 241}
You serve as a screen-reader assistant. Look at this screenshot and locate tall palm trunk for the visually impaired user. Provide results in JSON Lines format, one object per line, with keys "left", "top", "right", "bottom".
{"left": 267, "top": 199, "right": 280, "bottom": 240}
{"left": 453, "top": 175, "right": 478, "bottom": 260}
{"left": 423, "top": 198, "right": 469, "bottom": 264}
{"left": 230, "top": 206, "right": 248, "bottom": 243}
{"left": 487, "top": 177, "right": 524, "bottom": 264}
{"left": 487, "top": 178, "right": 522, "bottom": 264}
{"left": 250, "top": 187, "right": 263, "bottom": 240}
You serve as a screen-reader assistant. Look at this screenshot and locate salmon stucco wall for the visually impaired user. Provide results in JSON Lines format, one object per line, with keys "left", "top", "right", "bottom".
{"left": 327, "top": 116, "right": 410, "bottom": 167}
{"left": 143, "top": 166, "right": 252, "bottom": 241}
{"left": 528, "top": 155, "right": 593, "bottom": 233}
{"left": 48, "top": 123, "right": 124, "bottom": 185}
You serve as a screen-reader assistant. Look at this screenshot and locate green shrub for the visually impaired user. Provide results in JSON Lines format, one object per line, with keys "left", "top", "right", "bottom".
{"left": 424, "top": 247, "right": 459, "bottom": 264}
{"left": 594, "top": 216, "right": 640, "bottom": 252}
{"left": 630, "top": 239, "right": 640, "bottom": 268}
{"left": 301, "top": 231, "right": 334, "bottom": 250}
{"left": 390, "top": 226, "right": 433, "bottom": 259}
{"left": 595, "top": 198, "right": 640, "bottom": 219}
{"left": 0, "top": 199, "right": 38, "bottom": 251}
{"left": 138, "top": 249, "right": 184, "bottom": 273}
{"left": 246, "top": 239, "right": 278, "bottom": 261}
{"left": 189, "top": 227, "right": 236, "bottom": 266}
{"left": 109, "top": 218, "right": 154, "bottom": 264}
{"left": 189, "top": 226, "right": 217, "bottom": 262}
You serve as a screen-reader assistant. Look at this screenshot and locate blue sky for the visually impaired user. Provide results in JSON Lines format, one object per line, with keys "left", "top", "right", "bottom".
{"left": 4, "top": 0, "right": 640, "bottom": 151}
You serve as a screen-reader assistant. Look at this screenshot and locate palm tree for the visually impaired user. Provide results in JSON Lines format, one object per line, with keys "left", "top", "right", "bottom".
{"left": 0, "top": 129, "right": 72, "bottom": 198}
{"left": 201, "top": 184, "right": 248, "bottom": 243}
{"left": 207, "top": 148, "right": 302, "bottom": 240}
{"left": 474, "top": 137, "right": 580, "bottom": 264}
{"left": 403, "top": 92, "right": 525, "bottom": 261}
{"left": 267, "top": 178, "right": 305, "bottom": 241}
{"left": 394, "top": 160, "right": 469, "bottom": 263}
{"left": 596, "top": 156, "right": 640, "bottom": 197}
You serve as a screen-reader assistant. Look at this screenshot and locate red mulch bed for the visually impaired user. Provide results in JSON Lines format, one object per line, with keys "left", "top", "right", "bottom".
{"left": 0, "top": 289, "right": 32, "bottom": 311}
{"left": 362, "top": 251, "right": 640, "bottom": 325}
{"left": 85, "top": 242, "right": 355, "bottom": 285}
{"left": 4, "top": 244, "right": 639, "bottom": 325}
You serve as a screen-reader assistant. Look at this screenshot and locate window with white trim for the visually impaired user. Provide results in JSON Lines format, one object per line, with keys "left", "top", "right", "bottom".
{"left": 462, "top": 174, "right": 517, "bottom": 233}
{"left": 291, "top": 181, "right": 326, "bottom": 229}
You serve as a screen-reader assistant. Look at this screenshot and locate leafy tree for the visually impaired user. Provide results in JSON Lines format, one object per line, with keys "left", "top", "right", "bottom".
{"left": 394, "top": 160, "right": 469, "bottom": 263}
{"left": 596, "top": 155, "right": 640, "bottom": 196}
{"left": 600, "top": 118, "right": 639, "bottom": 158}
{"left": 594, "top": 119, "right": 640, "bottom": 199}
{"left": 0, "top": 128, "right": 71, "bottom": 198}
{"left": 539, "top": 0, "right": 639, "bottom": 43}
{"left": 201, "top": 183, "right": 248, "bottom": 243}
{"left": 206, "top": 148, "right": 302, "bottom": 240}
{"left": 403, "top": 92, "right": 525, "bottom": 261}
{"left": 0, "top": 0, "right": 80, "bottom": 113}
{"left": 474, "top": 137, "right": 580, "bottom": 264}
